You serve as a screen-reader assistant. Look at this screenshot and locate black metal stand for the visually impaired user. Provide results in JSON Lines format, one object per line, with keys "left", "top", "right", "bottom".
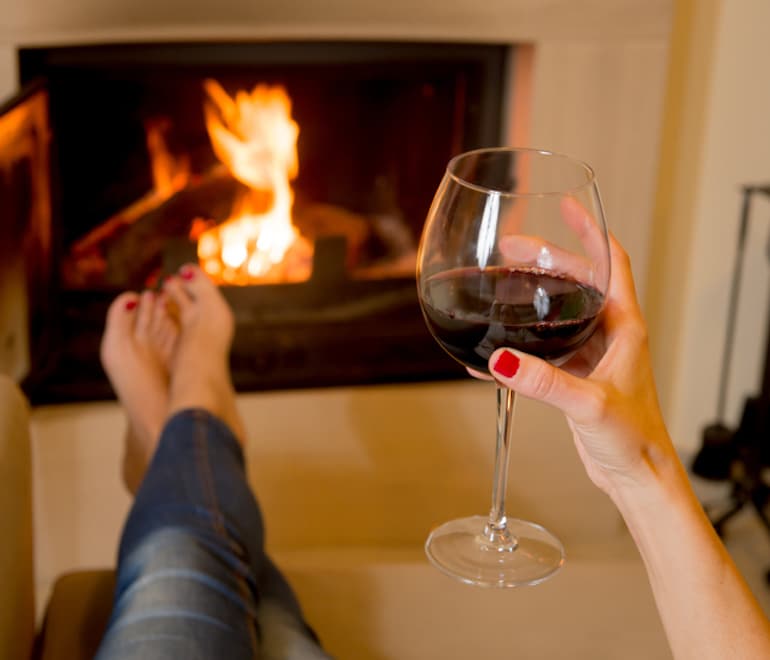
{"left": 691, "top": 184, "right": 770, "bottom": 582}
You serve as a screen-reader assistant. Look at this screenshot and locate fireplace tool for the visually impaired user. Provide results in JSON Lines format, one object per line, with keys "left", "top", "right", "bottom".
{"left": 691, "top": 183, "right": 770, "bottom": 581}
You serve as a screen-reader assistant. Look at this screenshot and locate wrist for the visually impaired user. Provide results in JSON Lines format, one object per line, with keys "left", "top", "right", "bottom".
{"left": 604, "top": 437, "right": 693, "bottom": 520}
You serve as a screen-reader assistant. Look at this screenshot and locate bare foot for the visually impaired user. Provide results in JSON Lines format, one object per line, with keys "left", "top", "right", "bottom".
{"left": 162, "top": 264, "right": 246, "bottom": 444}
{"left": 100, "top": 290, "right": 179, "bottom": 493}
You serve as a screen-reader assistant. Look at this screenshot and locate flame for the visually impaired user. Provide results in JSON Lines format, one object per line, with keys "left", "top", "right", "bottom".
{"left": 145, "top": 118, "right": 190, "bottom": 198}
{"left": 195, "top": 79, "right": 309, "bottom": 284}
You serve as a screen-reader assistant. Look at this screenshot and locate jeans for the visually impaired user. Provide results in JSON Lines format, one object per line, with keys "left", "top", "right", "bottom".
{"left": 94, "top": 409, "right": 332, "bottom": 660}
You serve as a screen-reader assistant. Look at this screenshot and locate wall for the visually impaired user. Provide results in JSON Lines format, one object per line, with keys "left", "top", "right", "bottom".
{"left": 649, "top": 0, "right": 770, "bottom": 453}
{"left": 0, "top": 0, "right": 672, "bottom": 44}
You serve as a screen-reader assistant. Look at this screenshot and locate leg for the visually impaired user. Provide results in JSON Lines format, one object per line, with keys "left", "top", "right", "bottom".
{"left": 96, "top": 269, "right": 329, "bottom": 659}
{"left": 100, "top": 289, "right": 178, "bottom": 494}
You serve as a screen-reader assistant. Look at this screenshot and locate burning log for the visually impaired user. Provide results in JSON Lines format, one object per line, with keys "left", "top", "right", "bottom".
{"left": 61, "top": 176, "right": 374, "bottom": 290}
{"left": 62, "top": 169, "right": 242, "bottom": 289}
{"left": 104, "top": 173, "right": 244, "bottom": 287}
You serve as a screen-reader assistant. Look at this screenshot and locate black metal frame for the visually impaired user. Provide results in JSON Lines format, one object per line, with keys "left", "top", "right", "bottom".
{"left": 692, "top": 184, "right": 770, "bottom": 580}
{"left": 8, "top": 40, "right": 509, "bottom": 404}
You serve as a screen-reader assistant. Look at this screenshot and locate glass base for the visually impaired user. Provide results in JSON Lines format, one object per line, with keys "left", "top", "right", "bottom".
{"left": 425, "top": 515, "right": 565, "bottom": 587}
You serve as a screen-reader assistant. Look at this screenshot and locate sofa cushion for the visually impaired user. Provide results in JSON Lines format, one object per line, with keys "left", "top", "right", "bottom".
{"left": 36, "top": 570, "right": 115, "bottom": 660}
{"left": 0, "top": 375, "right": 35, "bottom": 660}
{"left": 34, "top": 549, "right": 673, "bottom": 660}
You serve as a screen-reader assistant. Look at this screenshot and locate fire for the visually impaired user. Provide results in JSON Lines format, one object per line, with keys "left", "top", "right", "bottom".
{"left": 145, "top": 118, "right": 190, "bottom": 198}
{"left": 194, "top": 79, "right": 311, "bottom": 284}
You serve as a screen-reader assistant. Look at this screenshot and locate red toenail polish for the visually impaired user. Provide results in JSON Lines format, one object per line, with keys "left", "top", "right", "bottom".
{"left": 125, "top": 300, "right": 137, "bottom": 311}
{"left": 493, "top": 351, "right": 520, "bottom": 378}
{"left": 181, "top": 268, "right": 195, "bottom": 280}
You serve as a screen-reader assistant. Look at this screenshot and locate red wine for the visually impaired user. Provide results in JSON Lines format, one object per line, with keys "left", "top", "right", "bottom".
{"left": 420, "top": 267, "right": 604, "bottom": 372}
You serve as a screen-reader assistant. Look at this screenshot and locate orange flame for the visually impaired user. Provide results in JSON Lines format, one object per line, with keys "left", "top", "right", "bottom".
{"left": 195, "top": 79, "right": 309, "bottom": 284}
{"left": 145, "top": 118, "right": 190, "bottom": 198}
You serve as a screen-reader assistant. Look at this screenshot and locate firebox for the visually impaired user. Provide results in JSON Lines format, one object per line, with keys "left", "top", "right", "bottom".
{"left": 2, "top": 41, "right": 509, "bottom": 404}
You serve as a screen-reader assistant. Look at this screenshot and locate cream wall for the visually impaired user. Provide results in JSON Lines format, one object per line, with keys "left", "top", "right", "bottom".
{"left": 0, "top": 45, "right": 14, "bottom": 97}
{"left": 649, "top": 0, "right": 770, "bottom": 453}
{"left": 0, "top": 0, "right": 672, "bottom": 43}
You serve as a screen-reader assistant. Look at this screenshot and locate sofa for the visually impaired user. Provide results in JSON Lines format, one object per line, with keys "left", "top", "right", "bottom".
{"left": 3, "top": 373, "right": 675, "bottom": 659}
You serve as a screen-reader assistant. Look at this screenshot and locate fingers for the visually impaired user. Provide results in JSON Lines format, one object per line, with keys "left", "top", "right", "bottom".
{"left": 467, "top": 366, "right": 494, "bottom": 381}
{"left": 560, "top": 196, "right": 609, "bottom": 268}
{"left": 498, "top": 234, "right": 596, "bottom": 285}
{"left": 597, "top": 234, "right": 647, "bottom": 344}
{"left": 488, "top": 347, "right": 603, "bottom": 425}
{"left": 487, "top": 238, "right": 648, "bottom": 413}
{"left": 606, "top": 234, "right": 640, "bottom": 312}
{"left": 497, "top": 195, "right": 610, "bottom": 292}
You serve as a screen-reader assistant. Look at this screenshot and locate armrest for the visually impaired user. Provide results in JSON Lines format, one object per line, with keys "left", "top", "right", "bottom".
{"left": 0, "top": 374, "right": 35, "bottom": 659}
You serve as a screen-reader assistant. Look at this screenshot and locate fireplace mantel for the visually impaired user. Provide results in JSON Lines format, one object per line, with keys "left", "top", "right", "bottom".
{"left": 1, "top": 1, "right": 672, "bottom": 44}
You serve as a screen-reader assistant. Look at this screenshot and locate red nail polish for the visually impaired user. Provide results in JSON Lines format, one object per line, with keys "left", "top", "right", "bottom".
{"left": 125, "top": 300, "right": 138, "bottom": 311}
{"left": 493, "top": 351, "right": 520, "bottom": 378}
{"left": 181, "top": 267, "right": 195, "bottom": 280}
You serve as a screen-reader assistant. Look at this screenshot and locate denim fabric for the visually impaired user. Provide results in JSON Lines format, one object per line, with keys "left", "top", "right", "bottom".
{"left": 95, "top": 409, "right": 331, "bottom": 660}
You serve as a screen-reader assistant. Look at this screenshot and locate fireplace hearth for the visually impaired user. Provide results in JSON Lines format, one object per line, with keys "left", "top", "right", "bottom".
{"left": 3, "top": 40, "right": 509, "bottom": 403}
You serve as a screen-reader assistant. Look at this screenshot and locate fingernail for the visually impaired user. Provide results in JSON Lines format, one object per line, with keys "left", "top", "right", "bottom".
{"left": 180, "top": 267, "right": 195, "bottom": 280}
{"left": 125, "top": 300, "right": 137, "bottom": 311}
{"left": 492, "top": 350, "right": 520, "bottom": 378}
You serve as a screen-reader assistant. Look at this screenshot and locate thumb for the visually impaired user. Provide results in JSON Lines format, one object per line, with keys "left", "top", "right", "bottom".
{"left": 488, "top": 348, "right": 598, "bottom": 423}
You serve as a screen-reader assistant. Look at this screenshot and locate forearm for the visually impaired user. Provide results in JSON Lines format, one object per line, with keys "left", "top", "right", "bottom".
{"left": 609, "top": 449, "right": 770, "bottom": 660}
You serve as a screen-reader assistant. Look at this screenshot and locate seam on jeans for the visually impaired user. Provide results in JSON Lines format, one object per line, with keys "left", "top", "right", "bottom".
{"left": 193, "top": 411, "right": 225, "bottom": 536}
{"left": 193, "top": 409, "right": 260, "bottom": 656}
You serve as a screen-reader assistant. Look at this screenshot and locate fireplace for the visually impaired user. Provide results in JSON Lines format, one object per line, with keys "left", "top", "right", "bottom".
{"left": 2, "top": 40, "right": 509, "bottom": 403}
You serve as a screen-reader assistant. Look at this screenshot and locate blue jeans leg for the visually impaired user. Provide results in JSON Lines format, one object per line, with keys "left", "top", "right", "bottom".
{"left": 95, "top": 409, "right": 330, "bottom": 660}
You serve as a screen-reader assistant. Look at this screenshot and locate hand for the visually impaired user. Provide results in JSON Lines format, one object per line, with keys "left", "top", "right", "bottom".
{"left": 495, "top": 196, "right": 610, "bottom": 294}
{"left": 487, "top": 235, "right": 675, "bottom": 497}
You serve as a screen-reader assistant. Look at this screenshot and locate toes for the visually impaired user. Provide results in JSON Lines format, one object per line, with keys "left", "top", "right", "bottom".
{"left": 101, "top": 292, "right": 140, "bottom": 366}
{"left": 104, "top": 292, "right": 140, "bottom": 335}
{"left": 151, "top": 292, "right": 174, "bottom": 335}
{"left": 162, "top": 263, "right": 224, "bottom": 320}
{"left": 134, "top": 291, "right": 156, "bottom": 339}
{"left": 151, "top": 293, "right": 179, "bottom": 366}
{"left": 179, "top": 263, "right": 221, "bottom": 302}
{"left": 162, "top": 276, "right": 194, "bottom": 320}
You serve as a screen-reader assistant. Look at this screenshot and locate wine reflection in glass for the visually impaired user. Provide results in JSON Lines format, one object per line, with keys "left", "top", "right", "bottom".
{"left": 416, "top": 147, "right": 610, "bottom": 587}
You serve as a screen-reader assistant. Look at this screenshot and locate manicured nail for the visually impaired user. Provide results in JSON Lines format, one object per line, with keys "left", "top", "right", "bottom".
{"left": 493, "top": 350, "right": 520, "bottom": 378}
{"left": 125, "top": 300, "right": 137, "bottom": 311}
{"left": 180, "top": 267, "right": 195, "bottom": 280}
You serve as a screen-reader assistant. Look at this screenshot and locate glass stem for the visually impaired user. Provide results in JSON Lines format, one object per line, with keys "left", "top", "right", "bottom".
{"left": 484, "top": 384, "right": 517, "bottom": 548}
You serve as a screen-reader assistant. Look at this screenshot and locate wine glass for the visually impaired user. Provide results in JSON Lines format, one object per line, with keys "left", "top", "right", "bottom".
{"left": 416, "top": 147, "right": 610, "bottom": 587}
